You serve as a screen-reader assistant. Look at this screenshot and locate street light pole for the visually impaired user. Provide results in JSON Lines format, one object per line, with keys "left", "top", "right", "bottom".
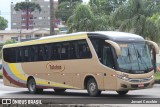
{"left": 50, "top": 0, "right": 54, "bottom": 35}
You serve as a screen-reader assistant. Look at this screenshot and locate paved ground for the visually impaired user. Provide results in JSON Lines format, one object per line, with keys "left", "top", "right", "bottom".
{"left": 0, "top": 79, "right": 160, "bottom": 106}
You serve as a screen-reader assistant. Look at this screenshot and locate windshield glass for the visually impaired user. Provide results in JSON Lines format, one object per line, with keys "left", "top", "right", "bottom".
{"left": 117, "top": 42, "right": 153, "bottom": 74}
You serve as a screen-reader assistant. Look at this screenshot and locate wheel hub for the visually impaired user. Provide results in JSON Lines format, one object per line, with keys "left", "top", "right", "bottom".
{"left": 29, "top": 82, "right": 35, "bottom": 92}
{"left": 89, "top": 83, "right": 96, "bottom": 92}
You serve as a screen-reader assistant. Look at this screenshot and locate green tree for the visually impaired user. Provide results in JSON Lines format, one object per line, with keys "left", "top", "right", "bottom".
{"left": 0, "top": 16, "right": 8, "bottom": 30}
{"left": 112, "top": 0, "right": 160, "bottom": 42}
{"left": 67, "top": 4, "right": 95, "bottom": 32}
{"left": 67, "top": 4, "right": 112, "bottom": 33}
{"left": 89, "top": 0, "right": 126, "bottom": 15}
{"left": 56, "top": 1, "right": 80, "bottom": 22}
{"left": 148, "top": 13, "right": 160, "bottom": 38}
{"left": 14, "top": 2, "right": 41, "bottom": 30}
{"left": 144, "top": 0, "right": 160, "bottom": 16}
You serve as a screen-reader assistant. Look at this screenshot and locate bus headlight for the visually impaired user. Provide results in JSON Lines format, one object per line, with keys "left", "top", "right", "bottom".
{"left": 151, "top": 75, "right": 154, "bottom": 79}
{"left": 117, "top": 75, "right": 129, "bottom": 81}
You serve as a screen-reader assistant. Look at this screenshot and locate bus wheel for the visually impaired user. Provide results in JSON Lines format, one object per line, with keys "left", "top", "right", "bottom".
{"left": 54, "top": 89, "right": 66, "bottom": 93}
{"left": 27, "top": 78, "right": 43, "bottom": 94}
{"left": 87, "top": 78, "right": 101, "bottom": 97}
{"left": 116, "top": 90, "right": 128, "bottom": 96}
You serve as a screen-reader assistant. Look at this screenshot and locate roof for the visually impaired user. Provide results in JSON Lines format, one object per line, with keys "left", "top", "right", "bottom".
{"left": 88, "top": 31, "right": 144, "bottom": 42}
{"left": 3, "top": 31, "right": 145, "bottom": 48}
{"left": 40, "top": 31, "right": 144, "bottom": 42}
{"left": 40, "top": 32, "right": 87, "bottom": 40}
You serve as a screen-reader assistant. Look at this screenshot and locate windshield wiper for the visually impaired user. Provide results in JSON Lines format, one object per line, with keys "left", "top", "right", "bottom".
{"left": 136, "top": 49, "right": 149, "bottom": 72}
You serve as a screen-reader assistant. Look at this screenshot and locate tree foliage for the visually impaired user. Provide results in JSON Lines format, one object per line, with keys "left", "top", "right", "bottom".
{"left": 0, "top": 16, "right": 8, "bottom": 30}
{"left": 112, "top": 0, "right": 160, "bottom": 42}
{"left": 58, "top": 0, "right": 160, "bottom": 42}
{"left": 14, "top": 2, "right": 41, "bottom": 12}
{"left": 67, "top": 4, "right": 112, "bottom": 33}
{"left": 89, "top": 0, "right": 126, "bottom": 15}
{"left": 56, "top": 1, "right": 80, "bottom": 22}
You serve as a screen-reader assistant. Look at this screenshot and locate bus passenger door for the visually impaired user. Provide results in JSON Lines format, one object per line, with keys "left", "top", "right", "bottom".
{"left": 103, "top": 46, "right": 117, "bottom": 90}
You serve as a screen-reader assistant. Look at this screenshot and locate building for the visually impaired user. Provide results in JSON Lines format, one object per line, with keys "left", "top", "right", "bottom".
{"left": 0, "top": 29, "right": 51, "bottom": 43}
{"left": 11, "top": 0, "right": 60, "bottom": 30}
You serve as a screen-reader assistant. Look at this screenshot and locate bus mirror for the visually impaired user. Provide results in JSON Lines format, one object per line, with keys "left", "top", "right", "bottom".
{"left": 105, "top": 40, "right": 121, "bottom": 56}
{"left": 145, "top": 40, "right": 159, "bottom": 54}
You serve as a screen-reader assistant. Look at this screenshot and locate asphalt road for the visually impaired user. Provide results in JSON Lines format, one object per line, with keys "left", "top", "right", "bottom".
{"left": 0, "top": 79, "right": 160, "bottom": 105}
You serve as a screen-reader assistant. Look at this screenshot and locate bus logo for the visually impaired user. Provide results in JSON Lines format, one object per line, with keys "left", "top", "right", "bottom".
{"left": 46, "top": 62, "right": 65, "bottom": 72}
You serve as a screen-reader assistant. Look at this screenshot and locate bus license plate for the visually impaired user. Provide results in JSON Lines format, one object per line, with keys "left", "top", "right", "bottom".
{"left": 138, "top": 84, "right": 144, "bottom": 88}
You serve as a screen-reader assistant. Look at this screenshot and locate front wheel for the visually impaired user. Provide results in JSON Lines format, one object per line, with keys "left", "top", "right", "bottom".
{"left": 116, "top": 90, "right": 128, "bottom": 96}
{"left": 27, "top": 78, "right": 43, "bottom": 94}
{"left": 87, "top": 78, "right": 101, "bottom": 97}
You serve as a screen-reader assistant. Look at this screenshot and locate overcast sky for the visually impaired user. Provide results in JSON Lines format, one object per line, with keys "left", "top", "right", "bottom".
{"left": 0, "top": 0, "right": 89, "bottom": 30}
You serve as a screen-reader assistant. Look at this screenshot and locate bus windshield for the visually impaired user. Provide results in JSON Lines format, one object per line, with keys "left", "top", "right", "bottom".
{"left": 117, "top": 42, "right": 153, "bottom": 74}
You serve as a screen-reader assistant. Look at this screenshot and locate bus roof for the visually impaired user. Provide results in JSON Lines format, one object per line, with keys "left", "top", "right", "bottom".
{"left": 40, "top": 31, "right": 144, "bottom": 42}
{"left": 88, "top": 31, "right": 144, "bottom": 42}
{"left": 40, "top": 31, "right": 144, "bottom": 41}
{"left": 3, "top": 31, "right": 144, "bottom": 48}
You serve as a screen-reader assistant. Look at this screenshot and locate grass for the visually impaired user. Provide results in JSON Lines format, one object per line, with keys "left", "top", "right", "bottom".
{"left": 154, "top": 72, "right": 160, "bottom": 80}
{"left": 0, "top": 72, "right": 2, "bottom": 76}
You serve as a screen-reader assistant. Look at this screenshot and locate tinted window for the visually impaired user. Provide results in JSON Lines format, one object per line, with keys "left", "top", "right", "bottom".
{"left": 3, "top": 39, "right": 92, "bottom": 63}
{"left": 89, "top": 37, "right": 115, "bottom": 68}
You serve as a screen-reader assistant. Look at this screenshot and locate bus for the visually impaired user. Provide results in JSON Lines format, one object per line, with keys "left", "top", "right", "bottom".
{"left": 2, "top": 31, "right": 159, "bottom": 96}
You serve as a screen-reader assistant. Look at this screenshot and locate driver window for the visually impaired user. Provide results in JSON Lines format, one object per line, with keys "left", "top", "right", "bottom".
{"left": 103, "top": 46, "right": 114, "bottom": 69}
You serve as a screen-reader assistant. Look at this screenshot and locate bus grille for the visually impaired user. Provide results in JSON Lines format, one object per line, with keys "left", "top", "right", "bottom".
{"left": 128, "top": 77, "right": 152, "bottom": 83}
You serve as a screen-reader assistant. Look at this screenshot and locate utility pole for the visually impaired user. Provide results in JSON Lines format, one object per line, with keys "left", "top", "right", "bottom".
{"left": 50, "top": 0, "right": 54, "bottom": 35}
{"left": 26, "top": 0, "right": 29, "bottom": 30}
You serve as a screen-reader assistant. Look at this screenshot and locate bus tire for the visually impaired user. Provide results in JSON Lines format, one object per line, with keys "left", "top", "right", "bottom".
{"left": 116, "top": 90, "right": 128, "bottom": 96}
{"left": 87, "top": 78, "right": 101, "bottom": 97}
{"left": 54, "top": 89, "right": 66, "bottom": 93}
{"left": 27, "top": 78, "right": 43, "bottom": 94}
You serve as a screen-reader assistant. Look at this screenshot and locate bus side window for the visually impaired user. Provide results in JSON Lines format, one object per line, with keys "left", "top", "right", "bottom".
{"left": 38, "top": 45, "right": 44, "bottom": 61}
{"left": 43, "top": 45, "right": 49, "bottom": 60}
{"left": 51, "top": 44, "right": 61, "bottom": 60}
{"left": 34, "top": 46, "right": 38, "bottom": 61}
{"left": 61, "top": 42, "right": 69, "bottom": 60}
{"left": 89, "top": 38, "right": 102, "bottom": 61}
{"left": 30, "top": 46, "right": 35, "bottom": 61}
{"left": 69, "top": 42, "right": 76, "bottom": 59}
{"left": 39, "top": 45, "right": 48, "bottom": 61}
{"left": 103, "top": 46, "right": 114, "bottom": 69}
{"left": 3, "top": 48, "right": 11, "bottom": 62}
{"left": 16, "top": 48, "right": 21, "bottom": 62}
{"left": 77, "top": 40, "right": 92, "bottom": 59}
{"left": 10, "top": 48, "right": 16, "bottom": 62}
{"left": 24, "top": 47, "right": 29, "bottom": 62}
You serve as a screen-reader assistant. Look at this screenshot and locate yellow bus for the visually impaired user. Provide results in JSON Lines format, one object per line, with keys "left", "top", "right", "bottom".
{"left": 2, "top": 31, "right": 159, "bottom": 96}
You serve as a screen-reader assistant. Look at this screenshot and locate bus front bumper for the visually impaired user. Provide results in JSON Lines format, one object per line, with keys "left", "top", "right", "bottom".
{"left": 116, "top": 77, "right": 155, "bottom": 91}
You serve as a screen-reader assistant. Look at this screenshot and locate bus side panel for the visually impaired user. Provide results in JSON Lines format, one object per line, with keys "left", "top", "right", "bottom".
{"left": 21, "top": 61, "right": 81, "bottom": 89}
{"left": 2, "top": 62, "right": 27, "bottom": 88}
